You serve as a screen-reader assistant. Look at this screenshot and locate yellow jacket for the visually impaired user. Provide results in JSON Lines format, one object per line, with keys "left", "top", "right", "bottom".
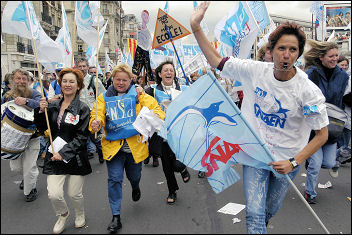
{"left": 89, "top": 92, "right": 165, "bottom": 163}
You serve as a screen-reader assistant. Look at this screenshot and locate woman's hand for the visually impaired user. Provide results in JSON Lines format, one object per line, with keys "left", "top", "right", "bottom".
{"left": 268, "top": 160, "right": 293, "bottom": 174}
{"left": 51, "top": 152, "right": 63, "bottom": 161}
{"left": 39, "top": 97, "right": 48, "bottom": 112}
{"left": 190, "top": 1, "right": 210, "bottom": 31}
{"left": 136, "top": 86, "right": 144, "bottom": 98}
{"left": 91, "top": 119, "right": 101, "bottom": 132}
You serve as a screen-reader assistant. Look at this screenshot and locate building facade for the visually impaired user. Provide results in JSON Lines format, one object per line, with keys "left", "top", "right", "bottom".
{"left": 1, "top": 1, "right": 138, "bottom": 79}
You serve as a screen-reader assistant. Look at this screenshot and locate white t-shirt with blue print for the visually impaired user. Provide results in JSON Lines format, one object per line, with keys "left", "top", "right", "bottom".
{"left": 221, "top": 57, "right": 329, "bottom": 161}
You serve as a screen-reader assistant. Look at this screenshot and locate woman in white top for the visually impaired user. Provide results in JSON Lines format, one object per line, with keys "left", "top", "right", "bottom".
{"left": 190, "top": 2, "right": 329, "bottom": 233}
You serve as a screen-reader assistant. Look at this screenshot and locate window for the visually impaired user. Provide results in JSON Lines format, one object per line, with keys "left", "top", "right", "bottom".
{"left": 78, "top": 45, "right": 83, "bottom": 52}
{"left": 129, "top": 24, "right": 134, "bottom": 30}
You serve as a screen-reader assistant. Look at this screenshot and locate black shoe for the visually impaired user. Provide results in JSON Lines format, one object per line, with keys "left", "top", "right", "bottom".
{"left": 25, "top": 188, "right": 38, "bottom": 202}
{"left": 19, "top": 180, "right": 24, "bottom": 190}
{"left": 107, "top": 215, "right": 122, "bottom": 233}
{"left": 198, "top": 171, "right": 206, "bottom": 178}
{"left": 98, "top": 151, "right": 104, "bottom": 164}
{"left": 132, "top": 187, "right": 141, "bottom": 202}
{"left": 304, "top": 191, "right": 316, "bottom": 204}
{"left": 181, "top": 168, "right": 190, "bottom": 183}
{"left": 88, "top": 152, "right": 94, "bottom": 159}
{"left": 144, "top": 156, "right": 150, "bottom": 165}
{"left": 152, "top": 156, "right": 159, "bottom": 167}
{"left": 167, "top": 192, "right": 177, "bottom": 204}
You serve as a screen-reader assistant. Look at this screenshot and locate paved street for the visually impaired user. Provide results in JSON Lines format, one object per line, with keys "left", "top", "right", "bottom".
{"left": 1, "top": 153, "right": 351, "bottom": 234}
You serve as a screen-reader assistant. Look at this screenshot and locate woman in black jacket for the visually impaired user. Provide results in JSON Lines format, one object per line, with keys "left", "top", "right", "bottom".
{"left": 145, "top": 60, "right": 191, "bottom": 204}
{"left": 34, "top": 68, "right": 91, "bottom": 234}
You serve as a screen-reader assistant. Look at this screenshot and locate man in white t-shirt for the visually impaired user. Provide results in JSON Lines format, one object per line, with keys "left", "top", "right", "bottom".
{"left": 190, "top": 2, "right": 328, "bottom": 233}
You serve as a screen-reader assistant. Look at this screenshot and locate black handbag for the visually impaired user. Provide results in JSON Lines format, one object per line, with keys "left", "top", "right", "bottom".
{"left": 325, "top": 103, "right": 347, "bottom": 144}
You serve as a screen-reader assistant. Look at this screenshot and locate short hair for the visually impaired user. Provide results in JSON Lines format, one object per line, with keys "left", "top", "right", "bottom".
{"left": 155, "top": 60, "right": 175, "bottom": 85}
{"left": 111, "top": 64, "right": 133, "bottom": 79}
{"left": 338, "top": 55, "right": 349, "bottom": 65}
{"left": 11, "top": 68, "right": 30, "bottom": 81}
{"left": 58, "top": 68, "right": 85, "bottom": 95}
{"left": 268, "top": 21, "right": 306, "bottom": 58}
{"left": 75, "top": 57, "right": 89, "bottom": 67}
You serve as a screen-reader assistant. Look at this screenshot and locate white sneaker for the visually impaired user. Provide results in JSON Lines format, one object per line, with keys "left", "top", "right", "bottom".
{"left": 53, "top": 211, "right": 70, "bottom": 234}
{"left": 75, "top": 212, "right": 86, "bottom": 228}
{"left": 329, "top": 168, "right": 338, "bottom": 178}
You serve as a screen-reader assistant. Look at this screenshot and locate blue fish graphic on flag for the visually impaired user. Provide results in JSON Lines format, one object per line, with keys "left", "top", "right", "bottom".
{"left": 158, "top": 72, "right": 283, "bottom": 194}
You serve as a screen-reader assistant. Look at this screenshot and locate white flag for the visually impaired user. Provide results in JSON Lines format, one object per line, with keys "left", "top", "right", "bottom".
{"left": 55, "top": 2, "right": 73, "bottom": 68}
{"left": 1, "top": 1, "right": 40, "bottom": 39}
{"left": 89, "top": 1, "right": 105, "bottom": 27}
{"left": 214, "top": 1, "right": 260, "bottom": 58}
{"left": 75, "top": 1, "right": 105, "bottom": 47}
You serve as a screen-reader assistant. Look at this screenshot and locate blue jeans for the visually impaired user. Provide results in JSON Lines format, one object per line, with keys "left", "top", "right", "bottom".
{"left": 305, "top": 143, "right": 337, "bottom": 198}
{"left": 106, "top": 151, "right": 142, "bottom": 215}
{"left": 333, "top": 128, "right": 351, "bottom": 169}
{"left": 243, "top": 165, "right": 300, "bottom": 234}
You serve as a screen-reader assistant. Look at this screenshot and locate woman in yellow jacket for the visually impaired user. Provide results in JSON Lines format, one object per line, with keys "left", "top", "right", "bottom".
{"left": 89, "top": 64, "right": 165, "bottom": 233}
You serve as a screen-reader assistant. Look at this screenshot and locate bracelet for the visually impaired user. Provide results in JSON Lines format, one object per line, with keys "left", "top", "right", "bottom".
{"left": 192, "top": 27, "right": 202, "bottom": 34}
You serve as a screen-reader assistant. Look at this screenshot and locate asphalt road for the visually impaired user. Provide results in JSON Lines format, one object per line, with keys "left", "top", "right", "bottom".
{"left": 1, "top": 153, "right": 351, "bottom": 234}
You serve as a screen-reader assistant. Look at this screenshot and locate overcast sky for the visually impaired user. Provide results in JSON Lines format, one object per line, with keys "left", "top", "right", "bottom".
{"left": 121, "top": 1, "right": 350, "bottom": 43}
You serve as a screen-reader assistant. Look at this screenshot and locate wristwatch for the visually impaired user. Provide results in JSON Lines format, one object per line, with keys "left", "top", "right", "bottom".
{"left": 289, "top": 158, "right": 299, "bottom": 169}
{"left": 25, "top": 99, "right": 29, "bottom": 105}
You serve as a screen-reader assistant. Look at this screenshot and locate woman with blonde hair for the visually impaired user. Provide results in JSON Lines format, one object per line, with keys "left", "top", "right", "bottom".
{"left": 89, "top": 63, "right": 165, "bottom": 233}
{"left": 256, "top": 42, "right": 272, "bottom": 62}
{"left": 303, "top": 39, "right": 350, "bottom": 204}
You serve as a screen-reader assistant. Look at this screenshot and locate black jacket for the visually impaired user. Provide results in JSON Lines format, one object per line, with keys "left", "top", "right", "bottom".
{"left": 34, "top": 94, "right": 92, "bottom": 176}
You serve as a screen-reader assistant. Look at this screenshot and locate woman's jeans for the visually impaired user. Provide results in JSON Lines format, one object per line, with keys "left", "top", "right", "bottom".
{"left": 305, "top": 143, "right": 337, "bottom": 198}
{"left": 106, "top": 151, "right": 142, "bottom": 216}
{"left": 243, "top": 165, "right": 300, "bottom": 234}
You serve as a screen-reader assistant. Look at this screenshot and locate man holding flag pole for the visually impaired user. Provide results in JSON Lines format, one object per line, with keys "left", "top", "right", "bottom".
{"left": 190, "top": 2, "right": 330, "bottom": 234}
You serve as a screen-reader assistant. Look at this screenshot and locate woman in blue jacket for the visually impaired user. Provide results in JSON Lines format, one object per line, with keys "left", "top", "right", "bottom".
{"left": 303, "top": 40, "right": 349, "bottom": 204}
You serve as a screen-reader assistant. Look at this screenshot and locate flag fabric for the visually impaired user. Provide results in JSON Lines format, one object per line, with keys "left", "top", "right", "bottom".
{"left": 163, "top": 1, "right": 169, "bottom": 14}
{"left": 158, "top": 72, "right": 282, "bottom": 194}
{"left": 327, "top": 30, "right": 335, "bottom": 42}
{"left": 214, "top": 1, "right": 260, "bottom": 58}
{"left": 257, "top": 19, "right": 276, "bottom": 48}
{"left": 55, "top": 1, "right": 73, "bottom": 68}
{"left": 89, "top": 1, "right": 105, "bottom": 27}
{"left": 310, "top": 1, "right": 326, "bottom": 41}
{"left": 211, "top": 41, "right": 220, "bottom": 50}
{"left": 86, "top": 46, "right": 97, "bottom": 67}
{"left": 105, "top": 51, "right": 115, "bottom": 73}
{"left": 75, "top": 1, "right": 105, "bottom": 47}
{"left": 1, "top": 1, "right": 40, "bottom": 39}
{"left": 127, "top": 38, "right": 138, "bottom": 61}
{"left": 247, "top": 1, "right": 270, "bottom": 34}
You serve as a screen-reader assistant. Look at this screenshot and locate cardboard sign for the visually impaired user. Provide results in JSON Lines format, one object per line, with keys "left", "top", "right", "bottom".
{"left": 152, "top": 8, "right": 191, "bottom": 49}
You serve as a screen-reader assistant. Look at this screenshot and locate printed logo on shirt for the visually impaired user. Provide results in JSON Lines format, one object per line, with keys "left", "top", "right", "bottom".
{"left": 303, "top": 105, "right": 319, "bottom": 116}
{"left": 254, "top": 87, "right": 289, "bottom": 128}
{"left": 65, "top": 112, "right": 79, "bottom": 125}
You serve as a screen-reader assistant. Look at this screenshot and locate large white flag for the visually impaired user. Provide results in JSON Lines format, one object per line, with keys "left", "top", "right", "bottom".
{"left": 214, "top": 1, "right": 260, "bottom": 58}
{"left": 105, "top": 51, "right": 115, "bottom": 73}
{"left": 55, "top": 2, "right": 73, "bottom": 68}
{"left": 75, "top": 1, "right": 105, "bottom": 47}
{"left": 1, "top": 1, "right": 40, "bottom": 39}
{"left": 2, "top": 1, "right": 63, "bottom": 73}
{"left": 89, "top": 1, "right": 105, "bottom": 27}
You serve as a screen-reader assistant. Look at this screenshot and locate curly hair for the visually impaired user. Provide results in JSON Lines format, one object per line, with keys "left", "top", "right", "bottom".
{"left": 268, "top": 21, "right": 306, "bottom": 58}
{"left": 58, "top": 68, "right": 85, "bottom": 95}
{"left": 256, "top": 42, "right": 271, "bottom": 61}
{"left": 303, "top": 39, "right": 338, "bottom": 69}
{"left": 155, "top": 60, "right": 176, "bottom": 85}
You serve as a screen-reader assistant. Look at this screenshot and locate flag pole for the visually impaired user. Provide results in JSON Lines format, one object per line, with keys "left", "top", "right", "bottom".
{"left": 165, "top": 25, "right": 190, "bottom": 85}
{"left": 207, "top": 71, "right": 330, "bottom": 234}
{"left": 94, "top": 8, "right": 101, "bottom": 138}
{"left": 24, "top": 2, "right": 55, "bottom": 155}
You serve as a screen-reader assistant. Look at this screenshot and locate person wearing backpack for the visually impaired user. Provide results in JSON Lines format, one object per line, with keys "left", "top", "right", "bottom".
{"left": 76, "top": 57, "right": 106, "bottom": 164}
